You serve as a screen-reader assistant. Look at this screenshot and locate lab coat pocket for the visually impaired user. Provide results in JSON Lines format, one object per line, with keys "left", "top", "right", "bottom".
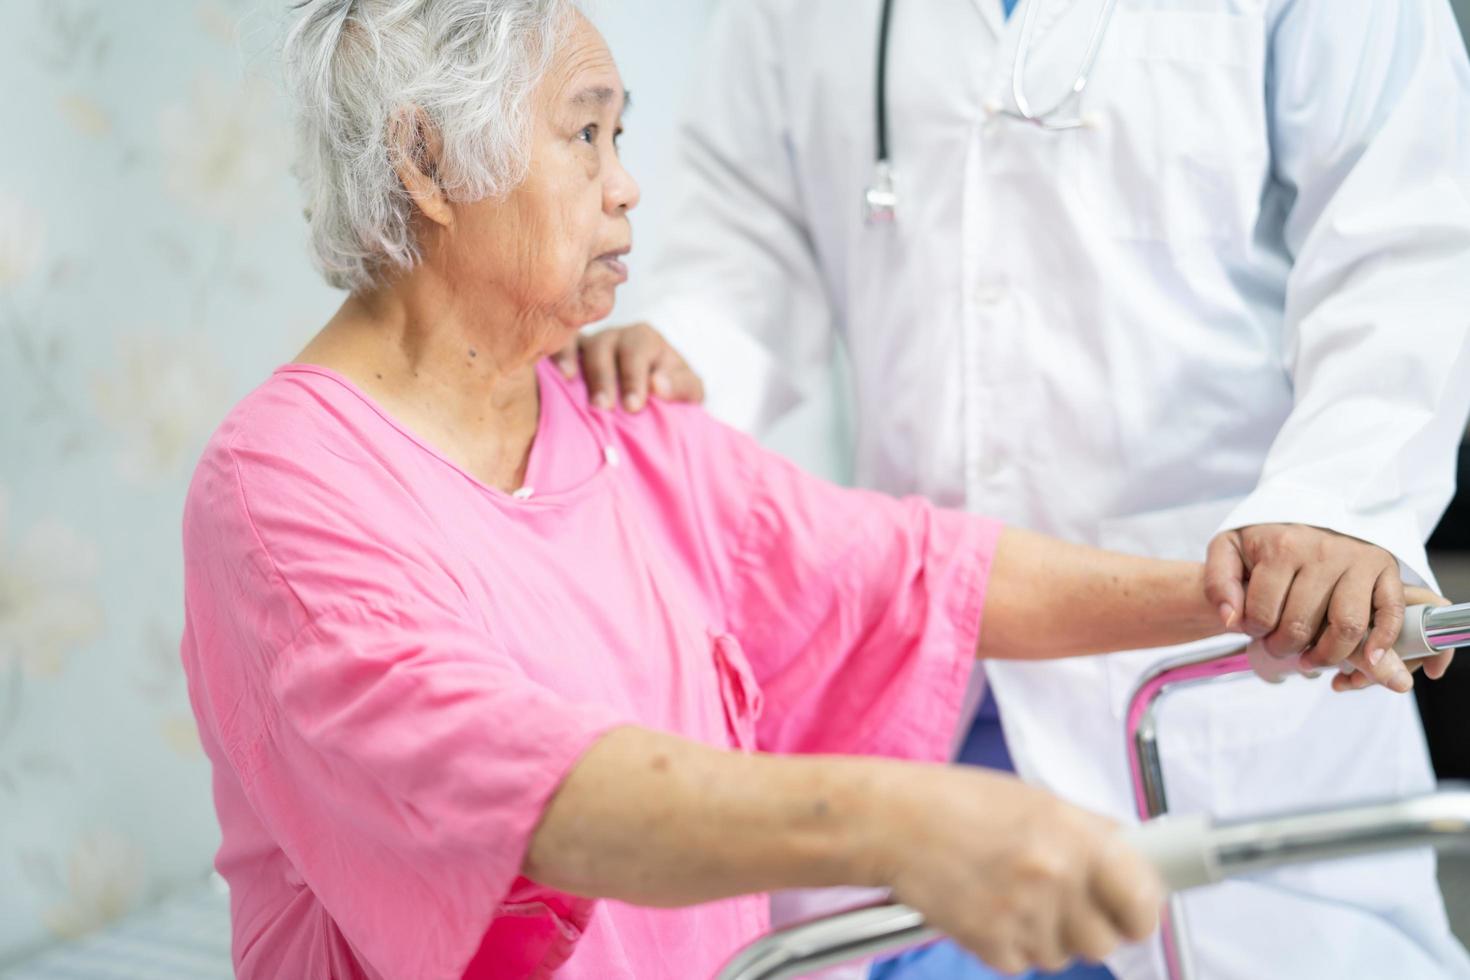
{"left": 1096, "top": 497, "right": 1304, "bottom": 750}
{"left": 1079, "top": 6, "right": 1268, "bottom": 247}
{"left": 711, "top": 631, "right": 765, "bottom": 753}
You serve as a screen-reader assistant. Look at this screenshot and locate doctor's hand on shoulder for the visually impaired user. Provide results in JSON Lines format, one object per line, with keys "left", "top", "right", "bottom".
{"left": 551, "top": 322, "right": 703, "bottom": 412}
{"left": 1205, "top": 525, "right": 1454, "bottom": 693}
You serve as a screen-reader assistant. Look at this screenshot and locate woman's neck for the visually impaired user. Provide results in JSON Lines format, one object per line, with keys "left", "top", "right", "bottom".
{"left": 296, "top": 275, "right": 554, "bottom": 492}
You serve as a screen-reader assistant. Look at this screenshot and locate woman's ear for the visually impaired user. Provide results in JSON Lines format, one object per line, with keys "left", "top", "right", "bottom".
{"left": 389, "top": 107, "right": 452, "bottom": 229}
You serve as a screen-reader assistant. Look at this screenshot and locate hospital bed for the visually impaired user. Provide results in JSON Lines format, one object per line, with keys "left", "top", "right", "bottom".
{"left": 717, "top": 602, "right": 1470, "bottom": 980}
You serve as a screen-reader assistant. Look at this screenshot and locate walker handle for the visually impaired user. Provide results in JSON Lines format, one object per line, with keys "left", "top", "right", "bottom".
{"left": 1125, "top": 787, "right": 1470, "bottom": 891}
{"left": 1123, "top": 813, "right": 1218, "bottom": 890}
{"left": 1324, "top": 602, "right": 1467, "bottom": 676}
{"left": 713, "top": 788, "right": 1470, "bottom": 980}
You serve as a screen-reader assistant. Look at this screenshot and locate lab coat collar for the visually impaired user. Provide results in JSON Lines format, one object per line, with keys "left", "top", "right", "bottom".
{"left": 965, "top": 0, "right": 1007, "bottom": 37}
{"left": 966, "top": 0, "right": 1080, "bottom": 48}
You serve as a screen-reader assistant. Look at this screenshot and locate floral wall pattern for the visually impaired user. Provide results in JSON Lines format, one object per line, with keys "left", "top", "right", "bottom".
{"left": 0, "top": 0, "right": 721, "bottom": 965}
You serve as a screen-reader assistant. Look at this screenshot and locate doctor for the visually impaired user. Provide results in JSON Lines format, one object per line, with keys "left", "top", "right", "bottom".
{"left": 555, "top": 0, "right": 1470, "bottom": 977}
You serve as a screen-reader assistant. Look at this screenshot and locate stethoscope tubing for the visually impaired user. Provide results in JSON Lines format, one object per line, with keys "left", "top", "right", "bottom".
{"left": 866, "top": 0, "right": 1121, "bottom": 219}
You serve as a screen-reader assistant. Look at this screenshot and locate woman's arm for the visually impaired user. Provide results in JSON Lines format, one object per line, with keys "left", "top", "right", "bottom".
{"left": 524, "top": 726, "right": 1162, "bottom": 975}
{"left": 976, "top": 527, "right": 1442, "bottom": 691}
{"left": 977, "top": 527, "right": 1218, "bottom": 661}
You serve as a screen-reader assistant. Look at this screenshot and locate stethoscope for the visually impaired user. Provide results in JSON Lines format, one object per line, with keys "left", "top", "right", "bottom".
{"left": 865, "top": 0, "right": 1121, "bottom": 223}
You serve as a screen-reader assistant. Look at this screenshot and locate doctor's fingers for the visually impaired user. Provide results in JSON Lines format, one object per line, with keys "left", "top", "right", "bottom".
{"left": 581, "top": 323, "right": 695, "bottom": 412}
{"left": 580, "top": 330, "right": 620, "bottom": 410}
{"left": 1423, "top": 650, "right": 1456, "bottom": 681}
{"left": 1360, "top": 570, "right": 1409, "bottom": 678}
{"left": 649, "top": 346, "right": 705, "bottom": 405}
{"left": 550, "top": 341, "right": 580, "bottom": 379}
{"left": 1404, "top": 587, "right": 1453, "bottom": 680}
{"left": 1332, "top": 644, "right": 1413, "bottom": 694}
{"left": 1238, "top": 557, "right": 1298, "bottom": 641}
{"left": 1332, "top": 650, "right": 1451, "bottom": 693}
{"left": 1293, "top": 566, "right": 1374, "bottom": 669}
{"left": 1332, "top": 659, "right": 1375, "bottom": 692}
{"left": 587, "top": 325, "right": 658, "bottom": 411}
{"left": 612, "top": 326, "right": 664, "bottom": 411}
{"left": 1261, "top": 564, "right": 1339, "bottom": 660}
{"left": 1203, "top": 532, "right": 1247, "bottom": 630}
{"left": 1331, "top": 579, "right": 1436, "bottom": 692}
{"left": 1332, "top": 643, "right": 1415, "bottom": 693}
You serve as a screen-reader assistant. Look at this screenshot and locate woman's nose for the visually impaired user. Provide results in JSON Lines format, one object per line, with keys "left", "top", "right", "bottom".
{"left": 606, "top": 156, "right": 640, "bottom": 214}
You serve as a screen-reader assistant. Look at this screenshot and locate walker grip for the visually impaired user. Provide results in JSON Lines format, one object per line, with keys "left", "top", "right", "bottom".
{"left": 1122, "top": 814, "right": 1219, "bottom": 892}
{"left": 1337, "top": 603, "right": 1442, "bottom": 675}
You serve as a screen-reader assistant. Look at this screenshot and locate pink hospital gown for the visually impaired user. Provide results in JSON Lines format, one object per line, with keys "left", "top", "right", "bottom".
{"left": 180, "top": 359, "right": 1001, "bottom": 979}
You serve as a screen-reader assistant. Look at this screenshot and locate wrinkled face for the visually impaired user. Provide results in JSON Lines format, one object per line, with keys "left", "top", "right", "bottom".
{"left": 446, "top": 13, "right": 638, "bottom": 352}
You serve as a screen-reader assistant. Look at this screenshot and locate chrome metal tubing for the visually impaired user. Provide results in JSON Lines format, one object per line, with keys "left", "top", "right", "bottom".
{"left": 716, "top": 603, "right": 1470, "bottom": 980}
{"left": 1210, "top": 788, "right": 1470, "bottom": 878}
{"left": 1127, "top": 645, "right": 1252, "bottom": 819}
{"left": 1125, "top": 642, "right": 1253, "bottom": 980}
{"left": 711, "top": 787, "right": 1470, "bottom": 980}
{"left": 1126, "top": 600, "right": 1470, "bottom": 980}
{"left": 715, "top": 903, "right": 936, "bottom": 980}
{"left": 1425, "top": 603, "right": 1470, "bottom": 652}
{"left": 713, "top": 789, "right": 1470, "bottom": 980}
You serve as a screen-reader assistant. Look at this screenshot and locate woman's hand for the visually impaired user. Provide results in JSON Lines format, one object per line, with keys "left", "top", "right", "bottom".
{"left": 872, "top": 765, "right": 1164, "bottom": 974}
{"left": 551, "top": 323, "right": 704, "bottom": 411}
{"left": 527, "top": 728, "right": 1162, "bottom": 973}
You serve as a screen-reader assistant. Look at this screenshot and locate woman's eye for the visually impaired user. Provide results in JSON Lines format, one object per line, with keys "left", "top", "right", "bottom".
{"left": 578, "top": 124, "right": 597, "bottom": 144}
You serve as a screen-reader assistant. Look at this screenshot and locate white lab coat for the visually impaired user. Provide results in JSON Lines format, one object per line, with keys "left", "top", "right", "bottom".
{"left": 633, "top": 0, "right": 1470, "bottom": 977}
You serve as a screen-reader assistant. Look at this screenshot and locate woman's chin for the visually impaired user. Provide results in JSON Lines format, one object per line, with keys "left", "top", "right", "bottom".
{"left": 549, "top": 314, "right": 602, "bottom": 355}
{"left": 581, "top": 291, "right": 619, "bottom": 325}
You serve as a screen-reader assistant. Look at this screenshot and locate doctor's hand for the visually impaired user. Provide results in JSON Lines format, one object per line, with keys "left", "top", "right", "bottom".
{"left": 1205, "top": 524, "right": 1418, "bottom": 692}
{"left": 550, "top": 322, "right": 704, "bottom": 412}
{"left": 879, "top": 767, "right": 1163, "bottom": 975}
{"left": 1331, "top": 588, "right": 1454, "bottom": 693}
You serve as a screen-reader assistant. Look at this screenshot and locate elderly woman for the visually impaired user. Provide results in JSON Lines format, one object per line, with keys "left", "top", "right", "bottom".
{"left": 178, "top": 3, "right": 1424, "bottom": 979}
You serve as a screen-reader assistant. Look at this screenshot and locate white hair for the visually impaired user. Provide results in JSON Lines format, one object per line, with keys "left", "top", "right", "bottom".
{"left": 284, "top": 0, "right": 575, "bottom": 292}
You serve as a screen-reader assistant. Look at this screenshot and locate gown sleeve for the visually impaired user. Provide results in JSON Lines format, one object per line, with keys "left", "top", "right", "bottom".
{"left": 654, "top": 404, "right": 1004, "bottom": 760}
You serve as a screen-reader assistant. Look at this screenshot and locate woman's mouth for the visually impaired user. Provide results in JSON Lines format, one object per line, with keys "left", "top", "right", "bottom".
{"left": 597, "top": 247, "right": 630, "bottom": 281}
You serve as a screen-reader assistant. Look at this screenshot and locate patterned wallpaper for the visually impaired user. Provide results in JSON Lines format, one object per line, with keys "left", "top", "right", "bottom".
{"left": 0, "top": 0, "right": 721, "bottom": 965}
{"left": 0, "top": 0, "right": 344, "bottom": 964}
